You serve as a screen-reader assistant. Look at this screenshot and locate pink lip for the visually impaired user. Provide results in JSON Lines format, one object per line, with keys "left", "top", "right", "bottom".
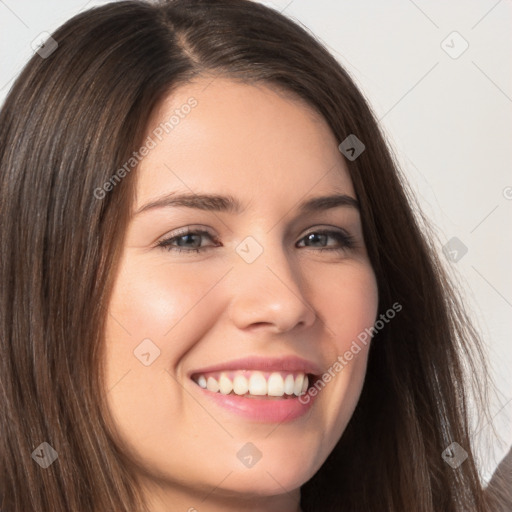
{"left": 193, "top": 386, "right": 318, "bottom": 423}
{"left": 188, "top": 355, "right": 323, "bottom": 378}
{"left": 188, "top": 355, "right": 323, "bottom": 423}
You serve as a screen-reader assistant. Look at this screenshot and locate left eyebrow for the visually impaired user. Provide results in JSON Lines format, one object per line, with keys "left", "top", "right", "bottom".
{"left": 135, "top": 192, "right": 359, "bottom": 216}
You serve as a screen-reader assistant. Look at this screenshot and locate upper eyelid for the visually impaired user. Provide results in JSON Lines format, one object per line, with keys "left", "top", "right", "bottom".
{"left": 160, "top": 224, "right": 351, "bottom": 237}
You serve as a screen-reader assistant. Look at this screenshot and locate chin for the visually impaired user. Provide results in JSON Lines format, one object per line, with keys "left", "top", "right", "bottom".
{"left": 223, "top": 454, "right": 318, "bottom": 496}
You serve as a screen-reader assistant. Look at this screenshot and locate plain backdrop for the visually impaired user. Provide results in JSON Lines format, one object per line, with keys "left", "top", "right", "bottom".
{"left": 1, "top": 0, "right": 510, "bottom": 484}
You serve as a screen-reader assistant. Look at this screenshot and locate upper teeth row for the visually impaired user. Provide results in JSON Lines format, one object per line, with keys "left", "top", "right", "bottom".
{"left": 195, "top": 371, "right": 309, "bottom": 397}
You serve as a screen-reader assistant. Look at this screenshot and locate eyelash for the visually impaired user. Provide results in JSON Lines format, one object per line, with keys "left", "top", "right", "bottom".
{"left": 156, "top": 228, "right": 356, "bottom": 254}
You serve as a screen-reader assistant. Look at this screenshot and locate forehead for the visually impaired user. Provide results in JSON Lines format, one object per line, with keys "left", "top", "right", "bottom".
{"left": 135, "top": 77, "right": 354, "bottom": 209}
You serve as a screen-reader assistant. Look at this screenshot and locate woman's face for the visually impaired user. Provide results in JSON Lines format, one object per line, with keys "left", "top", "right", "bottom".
{"left": 103, "top": 77, "right": 378, "bottom": 511}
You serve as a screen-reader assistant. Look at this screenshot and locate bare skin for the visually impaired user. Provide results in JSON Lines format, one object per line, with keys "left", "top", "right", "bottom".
{"left": 103, "top": 76, "right": 379, "bottom": 512}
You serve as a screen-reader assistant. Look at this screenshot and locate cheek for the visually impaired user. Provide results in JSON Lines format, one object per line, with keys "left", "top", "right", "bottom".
{"left": 102, "top": 257, "right": 220, "bottom": 468}
{"left": 302, "top": 262, "right": 378, "bottom": 460}
{"left": 106, "top": 256, "right": 222, "bottom": 347}
{"left": 102, "top": 256, "right": 237, "bottom": 430}
{"left": 313, "top": 262, "right": 379, "bottom": 351}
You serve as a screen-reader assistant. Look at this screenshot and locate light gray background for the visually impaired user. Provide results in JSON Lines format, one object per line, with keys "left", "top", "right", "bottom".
{"left": 1, "top": 0, "right": 510, "bottom": 483}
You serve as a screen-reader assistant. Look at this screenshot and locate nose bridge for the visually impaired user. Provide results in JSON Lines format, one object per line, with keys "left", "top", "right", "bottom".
{"left": 227, "top": 231, "right": 316, "bottom": 331}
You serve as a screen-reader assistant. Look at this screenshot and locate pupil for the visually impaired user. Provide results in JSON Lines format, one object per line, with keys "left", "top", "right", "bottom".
{"left": 309, "top": 233, "right": 325, "bottom": 246}
{"left": 181, "top": 234, "right": 197, "bottom": 247}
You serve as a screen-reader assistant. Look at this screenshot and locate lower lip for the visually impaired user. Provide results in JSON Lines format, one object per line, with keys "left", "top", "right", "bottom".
{"left": 192, "top": 383, "right": 317, "bottom": 423}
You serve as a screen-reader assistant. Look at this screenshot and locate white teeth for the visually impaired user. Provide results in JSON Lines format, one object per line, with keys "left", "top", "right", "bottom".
{"left": 293, "top": 374, "right": 304, "bottom": 396}
{"left": 218, "top": 373, "right": 233, "bottom": 394}
{"left": 248, "top": 371, "right": 267, "bottom": 395}
{"left": 301, "top": 375, "right": 309, "bottom": 394}
{"left": 267, "top": 372, "right": 284, "bottom": 396}
{"left": 206, "top": 376, "right": 219, "bottom": 393}
{"left": 197, "top": 375, "right": 207, "bottom": 389}
{"left": 233, "top": 374, "right": 249, "bottom": 395}
{"left": 195, "top": 371, "right": 311, "bottom": 398}
{"left": 284, "top": 374, "right": 295, "bottom": 395}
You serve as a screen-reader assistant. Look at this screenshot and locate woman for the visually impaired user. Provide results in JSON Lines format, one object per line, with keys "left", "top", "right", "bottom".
{"left": 0, "top": 1, "right": 507, "bottom": 510}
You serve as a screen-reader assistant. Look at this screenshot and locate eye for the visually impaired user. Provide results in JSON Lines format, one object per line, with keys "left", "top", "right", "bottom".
{"left": 156, "top": 228, "right": 219, "bottom": 254}
{"left": 156, "top": 227, "right": 356, "bottom": 254}
{"left": 297, "top": 229, "right": 356, "bottom": 253}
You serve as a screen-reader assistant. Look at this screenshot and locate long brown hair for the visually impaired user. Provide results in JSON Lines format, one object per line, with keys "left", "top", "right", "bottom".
{"left": 0, "top": 1, "right": 505, "bottom": 510}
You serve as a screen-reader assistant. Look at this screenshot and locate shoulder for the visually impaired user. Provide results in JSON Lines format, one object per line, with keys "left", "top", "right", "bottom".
{"left": 485, "top": 446, "right": 512, "bottom": 512}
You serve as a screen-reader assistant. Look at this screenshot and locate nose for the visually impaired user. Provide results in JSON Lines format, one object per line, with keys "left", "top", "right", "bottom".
{"left": 227, "top": 236, "right": 317, "bottom": 334}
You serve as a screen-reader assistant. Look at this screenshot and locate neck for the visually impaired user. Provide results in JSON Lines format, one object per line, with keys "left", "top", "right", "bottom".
{"left": 140, "top": 479, "right": 303, "bottom": 512}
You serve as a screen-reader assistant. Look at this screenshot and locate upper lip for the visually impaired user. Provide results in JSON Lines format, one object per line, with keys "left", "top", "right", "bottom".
{"left": 188, "top": 355, "right": 323, "bottom": 378}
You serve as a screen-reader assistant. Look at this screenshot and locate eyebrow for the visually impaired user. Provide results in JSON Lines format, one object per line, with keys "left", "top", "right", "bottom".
{"left": 135, "top": 192, "right": 359, "bottom": 216}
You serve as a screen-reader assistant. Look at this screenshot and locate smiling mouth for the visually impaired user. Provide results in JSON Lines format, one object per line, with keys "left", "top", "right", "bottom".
{"left": 191, "top": 370, "right": 318, "bottom": 399}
